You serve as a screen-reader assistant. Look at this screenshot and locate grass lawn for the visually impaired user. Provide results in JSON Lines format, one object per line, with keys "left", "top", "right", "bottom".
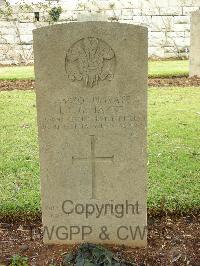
{"left": 148, "top": 60, "right": 189, "bottom": 77}
{"left": 0, "top": 60, "right": 189, "bottom": 80}
{"left": 0, "top": 87, "right": 199, "bottom": 216}
{"left": 0, "top": 66, "right": 35, "bottom": 80}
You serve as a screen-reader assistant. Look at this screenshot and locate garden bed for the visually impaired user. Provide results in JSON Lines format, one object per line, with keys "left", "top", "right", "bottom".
{"left": 149, "top": 76, "right": 200, "bottom": 87}
{"left": 1, "top": 76, "right": 200, "bottom": 92}
{"left": 0, "top": 215, "right": 199, "bottom": 265}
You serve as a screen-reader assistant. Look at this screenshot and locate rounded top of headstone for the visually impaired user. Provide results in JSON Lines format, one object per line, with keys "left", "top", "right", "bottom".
{"left": 33, "top": 21, "right": 147, "bottom": 36}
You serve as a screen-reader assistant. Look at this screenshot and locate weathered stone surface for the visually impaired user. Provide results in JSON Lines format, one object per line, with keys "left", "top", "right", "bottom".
{"left": 77, "top": 12, "right": 108, "bottom": 22}
{"left": 159, "top": 7, "right": 182, "bottom": 15}
{"left": 190, "top": 11, "right": 200, "bottom": 77}
{"left": 33, "top": 22, "right": 147, "bottom": 247}
{"left": 182, "top": 6, "right": 199, "bottom": 15}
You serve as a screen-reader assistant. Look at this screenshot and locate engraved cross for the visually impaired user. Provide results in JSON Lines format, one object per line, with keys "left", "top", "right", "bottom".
{"left": 72, "top": 135, "right": 114, "bottom": 199}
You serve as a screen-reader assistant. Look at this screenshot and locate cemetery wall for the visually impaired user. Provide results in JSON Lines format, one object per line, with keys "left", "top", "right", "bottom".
{"left": 0, "top": 0, "right": 200, "bottom": 65}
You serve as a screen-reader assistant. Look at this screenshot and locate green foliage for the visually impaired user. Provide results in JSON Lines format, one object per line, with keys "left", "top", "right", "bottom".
{"left": 0, "top": 0, "right": 33, "bottom": 19}
{"left": 18, "top": 2, "right": 33, "bottom": 13}
{"left": 63, "top": 243, "right": 135, "bottom": 265}
{"left": 0, "top": 0, "right": 62, "bottom": 24}
{"left": 0, "top": 0, "right": 13, "bottom": 19}
{"left": 9, "top": 255, "right": 29, "bottom": 266}
{"left": 48, "top": 6, "right": 62, "bottom": 22}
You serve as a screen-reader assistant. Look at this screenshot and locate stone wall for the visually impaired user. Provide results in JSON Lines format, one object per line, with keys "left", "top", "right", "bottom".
{"left": 0, "top": 0, "right": 200, "bottom": 65}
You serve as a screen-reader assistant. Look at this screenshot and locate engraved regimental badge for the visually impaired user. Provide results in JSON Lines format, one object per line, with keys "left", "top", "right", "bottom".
{"left": 65, "top": 37, "right": 116, "bottom": 88}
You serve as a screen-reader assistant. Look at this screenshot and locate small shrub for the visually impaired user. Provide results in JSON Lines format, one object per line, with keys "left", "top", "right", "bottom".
{"left": 49, "top": 6, "right": 62, "bottom": 22}
{"left": 63, "top": 243, "right": 136, "bottom": 265}
{"left": 9, "top": 255, "right": 29, "bottom": 266}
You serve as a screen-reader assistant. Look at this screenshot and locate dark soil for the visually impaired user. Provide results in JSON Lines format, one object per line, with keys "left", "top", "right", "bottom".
{"left": 0, "top": 80, "right": 35, "bottom": 92}
{"left": 0, "top": 215, "right": 199, "bottom": 265}
{"left": 1, "top": 76, "right": 200, "bottom": 92}
{"left": 149, "top": 76, "right": 200, "bottom": 87}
